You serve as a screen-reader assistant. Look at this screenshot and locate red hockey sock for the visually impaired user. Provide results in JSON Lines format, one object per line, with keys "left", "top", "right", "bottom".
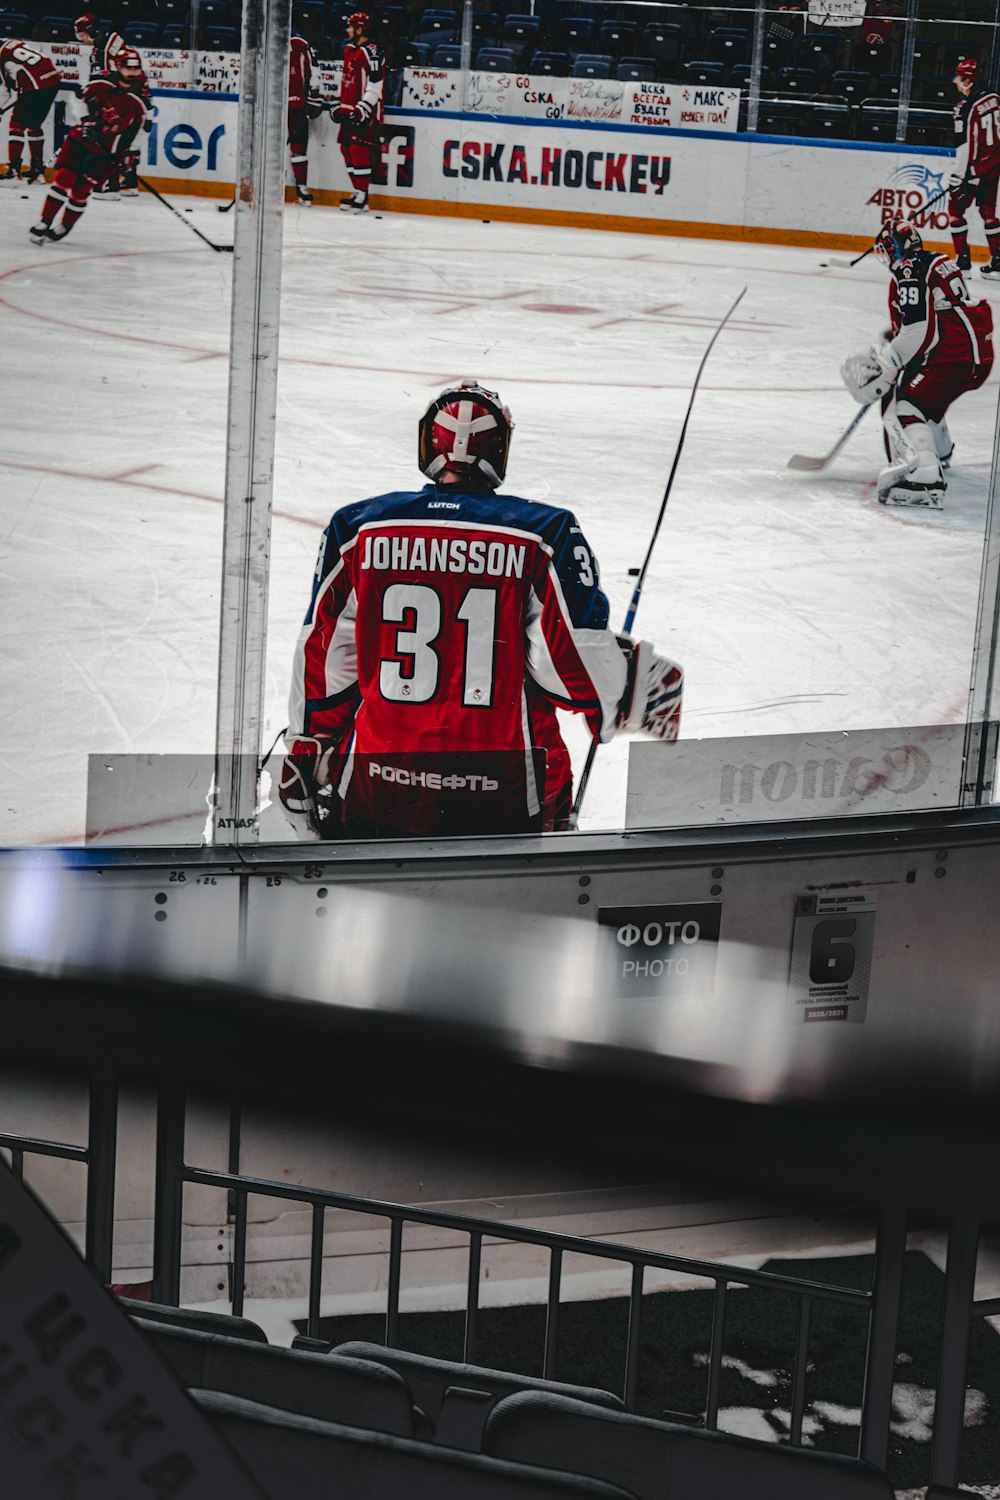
{"left": 61, "top": 202, "right": 85, "bottom": 234}
{"left": 8, "top": 128, "right": 24, "bottom": 168}
{"left": 41, "top": 189, "right": 64, "bottom": 222}
{"left": 986, "top": 227, "right": 1000, "bottom": 260}
{"left": 348, "top": 171, "right": 370, "bottom": 196}
{"left": 952, "top": 226, "right": 970, "bottom": 258}
{"left": 27, "top": 129, "right": 43, "bottom": 169}
{"left": 291, "top": 153, "right": 308, "bottom": 187}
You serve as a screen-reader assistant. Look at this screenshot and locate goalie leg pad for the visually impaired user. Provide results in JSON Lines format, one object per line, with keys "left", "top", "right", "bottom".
{"left": 878, "top": 400, "right": 945, "bottom": 508}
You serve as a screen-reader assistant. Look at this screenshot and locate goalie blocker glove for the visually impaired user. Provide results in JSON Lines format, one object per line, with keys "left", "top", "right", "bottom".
{"left": 278, "top": 736, "right": 341, "bottom": 837}
{"left": 617, "top": 638, "right": 683, "bottom": 741}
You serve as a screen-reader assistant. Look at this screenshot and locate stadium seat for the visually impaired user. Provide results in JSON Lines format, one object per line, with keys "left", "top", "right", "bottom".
{"left": 730, "top": 62, "right": 770, "bottom": 92}
{"left": 556, "top": 17, "right": 595, "bottom": 58}
{"left": 761, "top": 32, "right": 796, "bottom": 72}
{"left": 193, "top": 1389, "right": 639, "bottom": 1499}
{"left": 135, "top": 1320, "right": 417, "bottom": 1435}
{"left": 776, "top": 66, "right": 819, "bottom": 94}
{"left": 0, "top": 14, "right": 30, "bottom": 35}
{"left": 199, "top": 0, "right": 232, "bottom": 20}
{"left": 418, "top": 18, "right": 456, "bottom": 46}
{"left": 616, "top": 57, "right": 654, "bottom": 83}
{"left": 907, "top": 108, "right": 952, "bottom": 148}
{"left": 596, "top": 21, "right": 636, "bottom": 57}
{"left": 530, "top": 50, "right": 570, "bottom": 76}
{"left": 501, "top": 15, "right": 542, "bottom": 61}
{"left": 159, "top": 22, "right": 189, "bottom": 45}
{"left": 419, "top": 5, "right": 457, "bottom": 27}
{"left": 483, "top": 1390, "right": 898, "bottom": 1500}
{"left": 571, "top": 53, "right": 613, "bottom": 79}
{"left": 204, "top": 25, "right": 237, "bottom": 48}
{"left": 327, "top": 1341, "right": 625, "bottom": 1450}
{"left": 393, "top": 40, "right": 431, "bottom": 67}
{"left": 471, "top": 12, "right": 498, "bottom": 46}
{"left": 801, "top": 31, "right": 845, "bottom": 75}
{"left": 912, "top": 36, "right": 944, "bottom": 77}
{"left": 683, "top": 60, "right": 725, "bottom": 86}
{"left": 119, "top": 1296, "right": 270, "bottom": 1342}
{"left": 798, "top": 101, "right": 852, "bottom": 140}
{"left": 639, "top": 22, "right": 683, "bottom": 72}
{"left": 36, "top": 17, "right": 76, "bottom": 39}
{"left": 433, "top": 42, "right": 462, "bottom": 67}
{"left": 475, "top": 46, "right": 517, "bottom": 71}
{"left": 708, "top": 26, "right": 748, "bottom": 68}
{"left": 124, "top": 20, "right": 161, "bottom": 42}
{"left": 757, "top": 99, "right": 802, "bottom": 135}
{"left": 857, "top": 100, "right": 901, "bottom": 141}
{"left": 832, "top": 69, "right": 872, "bottom": 102}
{"left": 371, "top": 9, "right": 406, "bottom": 49}
{"left": 877, "top": 72, "right": 902, "bottom": 98}
{"left": 917, "top": 75, "right": 955, "bottom": 105}
{"left": 154, "top": 0, "right": 190, "bottom": 22}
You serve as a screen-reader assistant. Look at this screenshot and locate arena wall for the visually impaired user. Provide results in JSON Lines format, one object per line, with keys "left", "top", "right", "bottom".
{"left": 0, "top": 48, "right": 960, "bottom": 254}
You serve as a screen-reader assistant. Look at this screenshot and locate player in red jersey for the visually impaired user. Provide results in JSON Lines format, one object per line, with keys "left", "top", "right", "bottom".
{"left": 279, "top": 383, "right": 684, "bottom": 840}
{"left": 0, "top": 39, "right": 61, "bottom": 185}
{"left": 30, "top": 49, "right": 146, "bottom": 243}
{"left": 841, "top": 216, "right": 994, "bottom": 509}
{"left": 118, "top": 57, "right": 153, "bottom": 195}
{"left": 333, "top": 11, "right": 384, "bottom": 214}
{"left": 74, "top": 13, "right": 126, "bottom": 84}
{"left": 948, "top": 57, "right": 1000, "bottom": 276}
{"left": 287, "top": 33, "right": 325, "bottom": 205}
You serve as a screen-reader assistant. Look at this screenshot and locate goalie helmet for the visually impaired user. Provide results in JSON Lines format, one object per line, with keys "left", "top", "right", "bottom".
{"left": 418, "top": 381, "right": 514, "bottom": 489}
{"left": 874, "top": 215, "right": 922, "bottom": 269}
{"left": 347, "top": 11, "right": 370, "bottom": 33}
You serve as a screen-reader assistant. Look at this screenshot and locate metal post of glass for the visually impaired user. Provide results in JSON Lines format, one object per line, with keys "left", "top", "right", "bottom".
{"left": 745, "top": 0, "right": 765, "bottom": 135}
{"left": 213, "top": 0, "right": 292, "bottom": 845}
{"left": 895, "top": 0, "right": 917, "bottom": 145}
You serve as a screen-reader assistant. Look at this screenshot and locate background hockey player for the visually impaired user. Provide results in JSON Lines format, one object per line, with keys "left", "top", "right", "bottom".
{"left": 279, "top": 382, "right": 683, "bottom": 840}
{"left": 73, "top": 13, "right": 126, "bottom": 86}
{"left": 288, "top": 32, "right": 324, "bottom": 206}
{"left": 0, "top": 39, "right": 61, "bottom": 185}
{"left": 841, "top": 216, "right": 994, "bottom": 510}
{"left": 30, "top": 48, "right": 146, "bottom": 244}
{"left": 334, "top": 11, "right": 383, "bottom": 214}
{"left": 948, "top": 57, "right": 1000, "bottom": 276}
{"left": 118, "top": 55, "right": 152, "bottom": 196}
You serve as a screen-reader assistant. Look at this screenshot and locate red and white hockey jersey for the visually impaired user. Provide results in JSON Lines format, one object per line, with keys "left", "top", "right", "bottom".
{"left": 953, "top": 87, "right": 1000, "bottom": 182}
{"left": 288, "top": 485, "right": 630, "bottom": 834}
{"left": 78, "top": 75, "right": 146, "bottom": 157}
{"left": 886, "top": 250, "right": 994, "bottom": 370}
{"left": 339, "top": 37, "right": 384, "bottom": 122}
{"left": 288, "top": 34, "right": 316, "bottom": 109}
{"left": 0, "top": 39, "right": 60, "bottom": 93}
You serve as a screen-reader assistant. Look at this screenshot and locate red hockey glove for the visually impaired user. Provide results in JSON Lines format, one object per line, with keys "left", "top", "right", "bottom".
{"left": 278, "top": 736, "right": 341, "bottom": 836}
{"left": 617, "top": 638, "right": 683, "bottom": 741}
{"left": 333, "top": 102, "right": 360, "bottom": 122}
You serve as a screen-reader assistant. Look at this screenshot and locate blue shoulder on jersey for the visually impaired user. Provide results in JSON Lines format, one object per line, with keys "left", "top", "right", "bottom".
{"left": 310, "top": 484, "right": 610, "bottom": 631}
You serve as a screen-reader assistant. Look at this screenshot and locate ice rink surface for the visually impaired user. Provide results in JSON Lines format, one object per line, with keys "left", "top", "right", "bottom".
{"left": 2, "top": 186, "right": 999, "bottom": 844}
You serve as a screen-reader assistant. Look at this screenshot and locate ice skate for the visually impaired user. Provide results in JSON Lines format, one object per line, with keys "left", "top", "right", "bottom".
{"left": 982, "top": 254, "right": 1000, "bottom": 277}
{"left": 339, "top": 192, "right": 362, "bottom": 211}
{"left": 878, "top": 479, "right": 945, "bottom": 509}
{"left": 24, "top": 164, "right": 46, "bottom": 186}
{"left": 0, "top": 164, "right": 20, "bottom": 185}
{"left": 295, "top": 184, "right": 313, "bottom": 204}
{"left": 29, "top": 219, "right": 51, "bottom": 243}
{"left": 956, "top": 248, "right": 972, "bottom": 271}
{"left": 46, "top": 223, "right": 71, "bottom": 242}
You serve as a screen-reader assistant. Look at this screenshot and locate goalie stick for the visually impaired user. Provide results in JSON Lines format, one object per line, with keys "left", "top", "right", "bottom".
{"left": 570, "top": 283, "right": 748, "bottom": 827}
{"left": 137, "top": 174, "right": 234, "bottom": 252}
{"left": 787, "top": 401, "right": 870, "bottom": 471}
{"left": 822, "top": 185, "right": 949, "bottom": 268}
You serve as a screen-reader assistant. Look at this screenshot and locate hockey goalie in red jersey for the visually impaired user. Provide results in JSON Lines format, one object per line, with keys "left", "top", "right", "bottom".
{"left": 30, "top": 48, "right": 146, "bottom": 243}
{"left": 0, "top": 40, "right": 61, "bottom": 185}
{"left": 841, "top": 215, "right": 994, "bottom": 509}
{"left": 280, "top": 384, "right": 684, "bottom": 840}
{"left": 949, "top": 57, "right": 1000, "bottom": 275}
{"left": 334, "top": 11, "right": 384, "bottom": 214}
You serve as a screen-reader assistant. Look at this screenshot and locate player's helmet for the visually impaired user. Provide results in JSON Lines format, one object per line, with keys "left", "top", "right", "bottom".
{"left": 348, "top": 11, "right": 370, "bottom": 33}
{"left": 418, "top": 381, "right": 514, "bottom": 489}
{"left": 74, "top": 11, "right": 99, "bottom": 40}
{"left": 115, "top": 46, "right": 143, "bottom": 84}
{"left": 955, "top": 57, "right": 979, "bottom": 81}
{"left": 874, "top": 215, "right": 922, "bottom": 269}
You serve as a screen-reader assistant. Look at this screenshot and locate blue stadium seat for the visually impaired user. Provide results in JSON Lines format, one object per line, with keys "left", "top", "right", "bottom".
{"left": 393, "top": 40, "right": 431, "bottom": 66}
{"left": 556, "top": 17, "right": 594, "bottom": 57}
{"left": 471, "top": 13, "right": 498, "bottom": 46}
{"left": 529, "top": 50, "right": 569, "bottom": 76}
{"left": 433, "top": 41, "right": 462, "bottom": 67}
{"left": 917, "top": 75, "right": 954, "bottom": 105}
{"left": 617, "top": 56, "right": 653, "bottom": 82}
{"left": 0, "top": 14, "right": 30, "bottom": 34}
{"left": 154, "top": 0, "right": 190, "bottom": 22}
{"left": 37, "top": 16, "right": 76, "bottom": 38}
{"left": 571, "top": 53, "right": 612, "bottom": 78}
{"left": 776, "top": 65, "right": 819, "bottom": 94}
{"left": 761, "top": 32, "right": 795, "bottom": 72}
{"left": 708, "top": 26, "right": 748, "bottom": 67}
{"left": 417, "top": 16, "right": 456, "bottom": 45}
{"left": 475, "top": 46, "right": 516, "bottom": 71}
{"left": 159, "top": 22, "right": 189, "bottom": 45}
{"left": 204, "top": 24, "right": 237, "bottom": 47}
{"left": 683, "top": 59, "right": 725, "bottom": 86}
{"left": 199, "top": 0, "right": 233, "bottom": 21}
{"left": 857, "top": 100, "right": 899, "bottom": 140}
{"left": 596, "top": 20, "right": 636, "bottom": 56}
{"left": 798, "top": 101, "right": 851, "bottom": 139}
{"left": 501, "top": 14, "right": 541, "bottom": 59}
{"left": 639, "top": 22, "right": 683, "bottom": 71}
{"left": 757, "top": 100, "right": 802, "bottom": 134}
{"left": 832, "top": 69, "right": 872, "bottom": 101}
{"left": 124, "top": 20, "right": 161, "bottom": 42}
{"left": 877, "top": 72, "right": 902, "bottom": 98}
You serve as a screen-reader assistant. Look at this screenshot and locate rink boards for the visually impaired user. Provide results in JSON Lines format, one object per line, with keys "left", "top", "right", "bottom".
{"left": 0, "top": 75, "right": 960, "bottom": 254}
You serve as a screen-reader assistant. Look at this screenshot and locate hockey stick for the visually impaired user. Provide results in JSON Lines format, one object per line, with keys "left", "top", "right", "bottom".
{"left": 218, "top": 194, "right": 236, "bottom": 213}
{"left": 570, "top": 284, "right": 748, "bottom": 827}
{"left": 137, "top": 173, "right": 234, "bottom": 252}
{"left": 822, "top": 186, "right": 950, "bottom": 269}
{"left": 787, "top": 402, "right": 871, "bottom": 472}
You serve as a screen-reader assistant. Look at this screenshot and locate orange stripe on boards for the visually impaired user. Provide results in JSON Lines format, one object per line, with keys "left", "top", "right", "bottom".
{"left": 125, "top": 178, "right": 989, "bottom": 263}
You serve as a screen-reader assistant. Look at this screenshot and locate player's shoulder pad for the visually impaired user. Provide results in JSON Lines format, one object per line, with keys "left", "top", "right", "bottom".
{"left": 363, "top": 40, "right": 384, "bottom": 60}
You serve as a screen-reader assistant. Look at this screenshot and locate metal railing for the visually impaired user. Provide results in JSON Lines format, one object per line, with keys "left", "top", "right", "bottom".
{"left": 151, "top": 1078, "right": 906, "bottom": 1469}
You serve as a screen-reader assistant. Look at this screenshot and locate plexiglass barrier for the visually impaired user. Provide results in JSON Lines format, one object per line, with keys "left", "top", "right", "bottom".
{"left": 5, "top": 1, "right": 1000, "bottom": 847}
